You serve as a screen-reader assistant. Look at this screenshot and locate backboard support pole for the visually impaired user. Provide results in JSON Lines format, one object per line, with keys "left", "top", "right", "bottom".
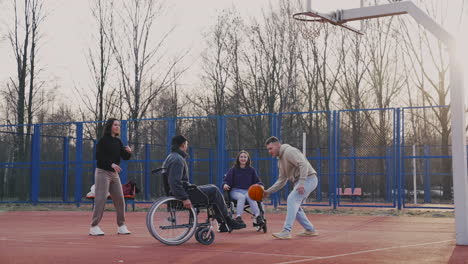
{"left": 294, "top": 0, "right": 468, "bottom": 245}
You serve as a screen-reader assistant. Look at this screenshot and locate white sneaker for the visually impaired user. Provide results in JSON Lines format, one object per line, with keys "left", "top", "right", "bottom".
{"left": 297, "top": 230, "right": 319, "bottom": 237}
{"left": 89, "top": 226, "right": 105, "bottom": 236}
{"left": 272, "top": 230, "right": 292, "bottom": 239}
{"left": 117, "top": 225, "right": 131, "bottom": 235}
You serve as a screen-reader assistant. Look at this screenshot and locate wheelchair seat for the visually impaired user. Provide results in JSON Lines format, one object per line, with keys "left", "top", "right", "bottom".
{"left": 185, "top": 183, "right": 214, "bottom": 207}
{"left": 224, "top": 188, "right": 267, "bottom": 233}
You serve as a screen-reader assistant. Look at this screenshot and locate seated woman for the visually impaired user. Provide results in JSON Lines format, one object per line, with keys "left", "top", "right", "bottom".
{"left": 223, "top": 150, "right": 263, "bottom": 226}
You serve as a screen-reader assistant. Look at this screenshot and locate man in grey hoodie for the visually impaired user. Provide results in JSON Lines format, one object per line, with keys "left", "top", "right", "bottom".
{"left": 264, "top": 136, "right": 319, "bottom": 239}
{"left": 163, "top": 135, "right": 245, "bottom": 232}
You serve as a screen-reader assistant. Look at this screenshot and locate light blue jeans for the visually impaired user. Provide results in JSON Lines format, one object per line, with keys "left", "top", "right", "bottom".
{"left": 230, "top": 188, "right": 260, "bottom": 217}
{"left": 283, "top": 177, "right": 318, "bottom": 232}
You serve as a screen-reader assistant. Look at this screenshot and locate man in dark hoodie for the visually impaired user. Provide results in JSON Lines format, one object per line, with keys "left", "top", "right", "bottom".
{"left": 162, "top": 135, "right": 245, "bottom": 232}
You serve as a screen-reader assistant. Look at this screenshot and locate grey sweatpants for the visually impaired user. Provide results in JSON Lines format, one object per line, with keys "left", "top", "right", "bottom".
{"left": 91, "top": 168, "right": 125, "bottom": 227}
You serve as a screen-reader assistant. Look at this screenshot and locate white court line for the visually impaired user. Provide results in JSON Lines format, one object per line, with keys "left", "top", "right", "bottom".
{"left": 182, "top": 248, "right": 320, "bottom": 259}
{"left": 2, "top": 235, "right": 454, "bottom": 263}
{"left": 0, "top": 237, "right": 34, "bottom": 242}
{"left": 117, "top": 245, "right": 143, "bottom": 248}
{"left": 63, "top": 241, "right": 319, "bottom": 259}
{"left": 65, "top": 241, "right": 318, "bottom": 258}
{"left": 274, "top": 239, "right": 455, "bottom": 264}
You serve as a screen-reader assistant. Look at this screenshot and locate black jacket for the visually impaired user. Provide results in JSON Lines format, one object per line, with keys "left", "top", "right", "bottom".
{"left": 96, "top": 134, "right": 131, "bottom": 172}
{"left": 162, "top": 149, "right": 189, "bottom": 200}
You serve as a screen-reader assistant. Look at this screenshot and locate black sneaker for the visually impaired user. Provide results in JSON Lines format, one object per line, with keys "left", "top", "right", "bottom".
{"left": 218, "top": 223, "right": 230, "bottom": 233}
{"left": 235, "top": 216, "right": 246, "bottom": 225}
{"left": 255, "top": 215, "right": 264, "bottom": 225}
{"left": 227, "top": 217, "right": 246, "bottom": 230}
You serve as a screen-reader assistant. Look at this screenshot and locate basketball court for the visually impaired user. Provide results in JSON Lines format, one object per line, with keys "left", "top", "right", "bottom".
{"left": 1, "top": 1, "right": 467, "bottom": 263}
{"left": 1, "top": 209, "right": 467, "bottom": 263}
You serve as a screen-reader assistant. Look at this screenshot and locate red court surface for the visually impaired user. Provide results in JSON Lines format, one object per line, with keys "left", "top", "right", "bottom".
{"left": 1, "top": 210, "right": 467, "bottom": 264}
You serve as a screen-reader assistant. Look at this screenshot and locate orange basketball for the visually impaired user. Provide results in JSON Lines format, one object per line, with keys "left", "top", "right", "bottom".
{"left": 248, "top": 184, "right": 264, "bottom": 201}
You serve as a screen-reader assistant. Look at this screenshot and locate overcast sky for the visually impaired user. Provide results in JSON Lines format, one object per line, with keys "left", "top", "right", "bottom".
{"left": 0, "top": 0, "right": 466, "bottom": 106}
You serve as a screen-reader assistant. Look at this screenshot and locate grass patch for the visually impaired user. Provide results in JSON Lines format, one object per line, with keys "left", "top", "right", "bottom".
{"left": 0, "top": 203, "right": 454, "bottom": 218}
{"left": 266, "top": 206, "right": 454, "bottom": 218}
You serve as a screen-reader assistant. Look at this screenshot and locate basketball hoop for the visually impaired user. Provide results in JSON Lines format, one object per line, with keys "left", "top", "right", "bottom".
{"left": 300, "top": 21, "right": 325, "bottom": 39}
{"left": 294, "top": 12, "right": 327, "bottom": 39}
{"left": 293, "top": 11, "right": 363, "bottom": 36}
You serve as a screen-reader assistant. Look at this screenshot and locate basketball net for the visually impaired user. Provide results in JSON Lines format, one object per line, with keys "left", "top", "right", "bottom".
{"left": 300, "top": 21, "right": 325, "bottom": 39}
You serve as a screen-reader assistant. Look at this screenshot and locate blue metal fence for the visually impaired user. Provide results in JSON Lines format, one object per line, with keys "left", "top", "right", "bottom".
{"left": 0, "top": 106, "right": 455, "bottom": 209}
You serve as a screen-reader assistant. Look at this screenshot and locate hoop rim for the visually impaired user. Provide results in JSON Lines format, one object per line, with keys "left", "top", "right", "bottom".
{"left": 292, "top": 12, "right": 327, "bottom": 23}
{"left": 293, "top": 11, "right": 364, "bottom": 35}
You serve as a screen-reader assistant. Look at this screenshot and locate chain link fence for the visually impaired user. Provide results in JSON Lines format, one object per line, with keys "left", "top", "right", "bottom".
{"left": 0, "top": 106, "right": 456, "bottom": 209}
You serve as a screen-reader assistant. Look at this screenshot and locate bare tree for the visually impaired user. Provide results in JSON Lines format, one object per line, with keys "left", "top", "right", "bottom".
{"left": 5, "top": 0, "right": 46, "bottom": 199}
{"left": 197, "top": 10, "right": 240, "bottom": 117}
{"left": 363, "top": 15, "right": 406, "bottom": 199}
{"left": 296, "top": 22, "right": 344, "bottom": 149}
{"left": 335, "top": 29, "right": 372, "bottom": 150}
{"left": 235, "top": 1, "right": 304, "bottom": 147}
{"left": 76, "top": 0, "right": 116, "bottom": 139}
{"left": 25, "top": 0, "right": 45, "bottom": 135}
{"left": 187, "top": 10, "right": 244, "bottom": 149}
{"left": 399, "top": 0, "right": 461, "bottom": 200}
{"left": 110, "top": 0, "right": 184, "bottom": 147}
{"left": 8, "top": 0, "right": 30, "bottom": 160}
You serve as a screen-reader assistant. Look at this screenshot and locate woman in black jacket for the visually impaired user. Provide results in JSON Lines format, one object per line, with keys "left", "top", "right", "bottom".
{"left": 89, "top": 118, "right": 132, "bottom": 236}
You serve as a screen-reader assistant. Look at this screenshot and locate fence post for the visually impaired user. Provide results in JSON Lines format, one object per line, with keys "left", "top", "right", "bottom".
{"left": 120, "top": 120, "right": 128, "bottom": 184}
{"left": 395, "top": 108, "right": 403, "bottom": 210}
{"left": 188, "top": 146, "right": 194, "bottom": 183}
{"left": 225, "top": 149, "right": 229, "bottom": 179}
{"left": 328, "top": 112, "right": 334, "bottom": 207}
{"left": 63, "top": 136, "right": 69, "bottom": 202}
{"left": 216, "top": 116, "right": 226, "bottom": 188}
{"left": 144, "top": 143, "right": 151, "bottom": 200}
{"left": 269, "top": 113, "right": 280, "bottom": 208}
{"left": 386, "top": 147, "right": 392, "bottom": 202}
{"left": 412, "top": 144, "right": 418, "bottom": 205}
{"left": 424, "top": 145, "right": 431, "bottom": 203}
{"left": 166, "top": 118, "right": 176, "bottom": 155}
{"left": 30, "top": 125, "right": 41, "bottom": 205}
{"left": 400, "top": 108, "right": 406, "bottom": 207}
{"left": 209, "top": 149, "right": 214, "bottom": 184}
{"left": 351, "top": 146, "right": 356, "bottom": 190}
{"left": 316, "top": 147, "right": 322, "bottom": 201}
{"left": 332, "top": 111, "right": 339, "bottom": 209}
{"left": 254, "top": 149, "right": 261, "bottom": 184}
{"left": 75, "top": 122, "right": 83, "bottom": 206}
{"left": 92, "top": 139, "right": 97, "bottom": 184}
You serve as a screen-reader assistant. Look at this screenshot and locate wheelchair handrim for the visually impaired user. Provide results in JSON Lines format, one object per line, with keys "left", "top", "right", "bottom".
{"left": 146, "top": 196, "right": 198, "bottom": 245}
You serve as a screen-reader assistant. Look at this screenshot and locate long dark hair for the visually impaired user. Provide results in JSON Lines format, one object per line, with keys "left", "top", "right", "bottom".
{"left": 102, "top": 118, "right": 120, "bottom": 137}
{"left": 234, "top": 150, "right": 251, "bottom": 168}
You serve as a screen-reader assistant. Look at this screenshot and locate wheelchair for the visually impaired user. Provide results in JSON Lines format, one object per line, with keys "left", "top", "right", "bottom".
{"left": 146, "top": 168, "right": 228, "bottom": 246}
{"left": 224, "top": 189, "right": 267, "bottom": 233}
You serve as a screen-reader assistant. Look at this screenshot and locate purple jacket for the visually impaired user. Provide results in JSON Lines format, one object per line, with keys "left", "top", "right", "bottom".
{"left": 223, "top": 166, "right": 263, "bottom": 190}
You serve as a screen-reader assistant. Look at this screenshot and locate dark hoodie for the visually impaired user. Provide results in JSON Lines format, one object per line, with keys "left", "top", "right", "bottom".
{"left": 96, "top": 134, "right": 131, "bottom": 172}
{"left": 162, "top": 148, "right": 190, "bottom": 200}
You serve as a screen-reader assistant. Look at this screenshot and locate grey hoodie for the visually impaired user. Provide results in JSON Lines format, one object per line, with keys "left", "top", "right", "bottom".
{"left": 265, "top": 144, "right": 317, "bottom": 194}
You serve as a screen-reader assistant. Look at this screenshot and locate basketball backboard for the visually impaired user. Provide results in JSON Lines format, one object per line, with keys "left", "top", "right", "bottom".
{"left": 306, "top": 0, "right": 363, "bottom": 13}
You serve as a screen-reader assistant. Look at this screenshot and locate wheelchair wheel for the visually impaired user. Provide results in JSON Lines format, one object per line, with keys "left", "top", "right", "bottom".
{"left": 227, "top": 201, "right": 235, "bottom": 218}
{"left": 195, "top": 227, "right": 215, "bottom": 245}
{"left": 255, "top": 218, "right": 267, "bottom": 233}
{"left": 262, "top": 219, "right": 267, "bottom": 233}
{"left": 146, "top": 196, "right": 197, "bottom": 246}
